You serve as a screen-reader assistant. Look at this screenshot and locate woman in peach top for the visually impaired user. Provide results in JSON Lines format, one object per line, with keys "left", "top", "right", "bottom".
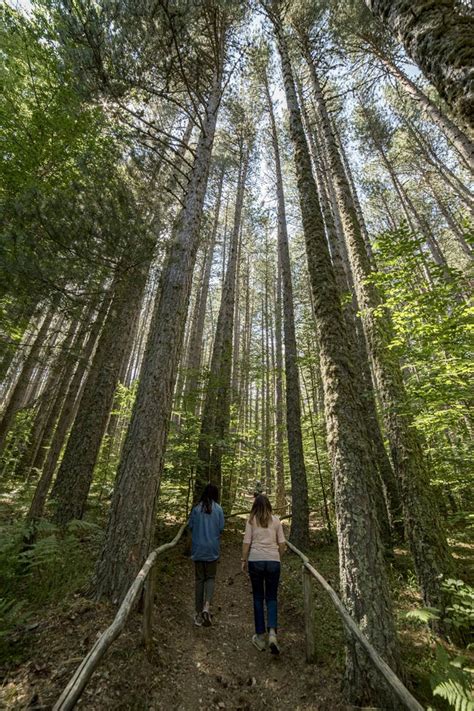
{"left": 241, "top": 495, "right": 286, "bottom": 654}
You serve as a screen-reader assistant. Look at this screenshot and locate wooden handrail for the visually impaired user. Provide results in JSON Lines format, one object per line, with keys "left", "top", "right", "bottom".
{"left": 53, "top": 523, "right": 187, "bottom": 711}
{"left": 55, "top": 519, "right": 423, "bottom": 711}
{"left": 286, "top": 540, "right": 424, "bottom": 711}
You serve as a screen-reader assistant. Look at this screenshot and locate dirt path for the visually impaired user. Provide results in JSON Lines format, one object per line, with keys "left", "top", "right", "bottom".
{"left": 144, "top": 528, "right": 347, "bottom": 711}
{"left": 2, "top": 525, "right": 347, "bottom": 710}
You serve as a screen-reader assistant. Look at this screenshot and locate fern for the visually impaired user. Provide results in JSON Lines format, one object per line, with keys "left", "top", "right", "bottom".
{"left": 0, "top": 597, "right": 28, "bottom": 638}
{"left": 432, "top": 679, "right": 474, "bottom": 711}
{"left": 431, "top": 645, "right": 474, "bottom": 711}
{"left": 406, "top": 607, "right": 440, "bottom": 624}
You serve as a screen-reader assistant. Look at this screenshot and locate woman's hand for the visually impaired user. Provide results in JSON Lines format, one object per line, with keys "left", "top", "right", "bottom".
{"left": 241, "top": 559, "right": 247, "bottom": 574}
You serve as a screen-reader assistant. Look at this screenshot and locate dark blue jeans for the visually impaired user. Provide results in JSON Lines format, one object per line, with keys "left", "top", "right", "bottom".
{"left": 248, "top": 560, "right": 281, "bottom": 634}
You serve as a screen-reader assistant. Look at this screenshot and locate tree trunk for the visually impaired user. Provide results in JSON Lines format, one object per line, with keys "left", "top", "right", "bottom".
{"left": 51, "top": 265, "right": 149, "bottom": 526}
{"left": 259, "top": 295, "right": 267, "bottom": 490}
{"left": 307, "top": 53, "right": 454, "bottom": 610}
{"left": 195, "top": 147, "right": 249, "bottom": 502}
{"left": 300, "top": 368, "right": 333, "bottom": 543}
{"left": 426, "top": 177, "right": 472, "bottom": 258}
{"left": 0, "top": 302, "right": 56, "bottom": 453}
{"left": 299, "top": 81, "right": 398, "bottom": 547}
{"left": 182, "top": 167, "right": 224, "bottom": 414}
{"left": 16, "top": 316, "right": 81, "bottom": 480}
{"left": 29, "top": 293, "right": 111, "bottom": 522}
{"left": 95, "top": 75, "right": 224, "bottom": 604}
{"left": 358, "top": 101, "right": 436, "bottom": 284}
{"left": 0, "top": 299, "right": 39, "bottom": 385}
{"left": 364, "top": 38, "right": 474, "bottom": 170}
{"left": 268, "top": 5, "right": 401, "bottom": 704}
{"left": 399, "top": 114, "right": 474, "bottom": 212}
{"left": 365, "top": 0, "right": 474, "bottom": 130}
{"left": 264, "top": 70, "right": 309, "bottom": 547}
{"left": 232, "top": 227, "right": 243, "bottom": 407}
{"left": 274, "top": 259, "right": 286, "bottom": 514}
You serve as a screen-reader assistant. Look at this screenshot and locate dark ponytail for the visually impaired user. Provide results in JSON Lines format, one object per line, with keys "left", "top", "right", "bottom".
{"left": 199, "top": 484, "right": 219, "bottom": 514}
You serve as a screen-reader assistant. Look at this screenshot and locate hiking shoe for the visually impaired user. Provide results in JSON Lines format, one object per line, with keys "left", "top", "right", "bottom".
{"left": 252, "top": 634, "right": 266, "bottom": 651}
{"left": 202, "top": 610, "right": 212, "bottom": 627}
{"left": 268, "top": 633, "right": 280, "bottom": 655}
{"left": 194, "top": 612, "right": 203, "bottom": 627}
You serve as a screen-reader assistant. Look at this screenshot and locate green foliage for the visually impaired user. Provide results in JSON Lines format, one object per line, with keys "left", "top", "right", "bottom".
{"left": 406, "top": 578, "right": 474, "bottom": 710}
{"left": 442, "top": 580, "right": 474, "bottom": 639}
{"left": 0, "top": 516, "right": 102, "bottom": 663}
{"left": 369, "top": 224, "right": 473, "bottom": 503}
{"left": 405, "top": 579, "right": 473, "bottom": 640}
{"left": 0, "top": 2, "right": 151, "bottom": 317}
{"left": 91, "top": 381, "right": 139, "bottom": 499}
{"left": 430, "top": 645, "right": 474, "bottom": 711}
{"left": 0, "top": 595, "right": 30, "bottom": 664}
{"left": 0, "top": 597, "right": 28, "bottom": 639}
{"left": 0, "top": 517, "right": 102, "bottom": 626}
{"left": 406, "top": 607, "right": 441, "bottom": 624}
{"left": 0, "top": 407, "right": 36, "bottom": 479}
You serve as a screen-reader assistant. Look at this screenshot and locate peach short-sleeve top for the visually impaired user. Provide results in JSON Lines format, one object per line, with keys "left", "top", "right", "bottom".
{"left": 243, "top": 515, "right": 286, "bottom": 562}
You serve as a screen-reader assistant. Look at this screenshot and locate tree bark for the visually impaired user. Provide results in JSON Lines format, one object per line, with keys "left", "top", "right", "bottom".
{"left": 195, "top": 147, "right": 249, "bottom": 502}
{"left": 307, "top": 54, "right": 454, "bottom": 610}
{"left": 274, "top": 258, "right": 286, "bottom": 513}
{"left": 16, "top": 316, "right": 81, "bottom": 481}
{"left": 365, "top": 0, "right": 474, "bottom": 130}
{"left": 0, "top": 302, "right": 56, "bottom": 453}
{"left": 182, "top": 166, "right": 224, "bottom": 414}
{"left": 264, "top": 70, "right": 309, "bottom": 547}
{"left": 95, "top": 74, "right": 224, "bottom": 604}
{"left": 299, "top": 368, "right": 333, "bottom": 543}
{"left": 298, "top": 81, "right": 398, "bottom": 547}
{"left": 51, "top": 265, "right": 149, "bottom": 527}
{"left": 364, "top": 38, "right": 474, "bottom": 170}
{"left": 26, "top": 295, "right": 110, "bottom": 523}
{"left": 267, "top": 5, "right": 401, "bottom": 704}
{"left": 425, "top": 176, "right": 472, "bottom": 258}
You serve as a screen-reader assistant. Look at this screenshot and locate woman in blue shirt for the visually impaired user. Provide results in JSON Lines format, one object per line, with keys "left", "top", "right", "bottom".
{"left": 188, "top": 484, "right": 224, "bottom": 626}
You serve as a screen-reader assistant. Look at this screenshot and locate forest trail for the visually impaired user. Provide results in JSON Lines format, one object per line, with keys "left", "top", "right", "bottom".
{"left": 141, "top": 525, "right": 347, "bottom": 711}
{"left": 2, "top": 522, "right": 348, "bottom": 710}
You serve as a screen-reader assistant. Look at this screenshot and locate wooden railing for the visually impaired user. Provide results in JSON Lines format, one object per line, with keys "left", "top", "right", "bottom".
{"left": 53, "top": 523, "right": 187, "bottom": 711}
{"left": 286, "top": 540, "right": 424, "bottom": 711}
{"left": 54, "top": 519, "right": 423, "bottom": 711}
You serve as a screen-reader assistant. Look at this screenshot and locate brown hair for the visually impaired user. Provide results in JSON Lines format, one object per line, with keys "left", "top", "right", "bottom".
{"left": 249, "top": 494, "right": 273, "bottom": 528}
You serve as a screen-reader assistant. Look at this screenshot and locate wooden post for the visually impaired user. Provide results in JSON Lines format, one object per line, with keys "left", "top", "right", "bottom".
{"left": 143, "top": 563, "right": 156, "bottom": 656}
{"left": 302, "top": 564, "right": 316, "bottom": 663}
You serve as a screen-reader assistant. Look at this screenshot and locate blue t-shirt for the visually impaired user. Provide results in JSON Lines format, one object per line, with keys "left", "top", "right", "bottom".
{"left": 188, "top": 501, "right": 225, "bottom": 562}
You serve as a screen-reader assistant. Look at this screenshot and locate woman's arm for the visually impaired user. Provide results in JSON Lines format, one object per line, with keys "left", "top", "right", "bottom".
{"left": 276, "top": 519, "right": 286, "bottom": 559}
{"left": 241, "top": 542, "right": 250, "bottom": 572}
{"left": 242, "top": 520, "right": 253, "bottom": 572}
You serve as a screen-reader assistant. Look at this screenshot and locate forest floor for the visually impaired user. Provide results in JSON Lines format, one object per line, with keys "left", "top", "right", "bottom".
{"left": 1, "top": 509, "right": 473, "bottom": 710}
{"left": 1, "top": 517, "right": 349, "bottom": 711}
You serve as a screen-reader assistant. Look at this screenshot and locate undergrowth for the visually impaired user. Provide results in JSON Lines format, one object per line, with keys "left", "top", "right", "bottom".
{"left": 0, "top": 511, "right": 472, "bottom": 711}
{"left": 0, "top": 517, "right": 103, "bottom": 664}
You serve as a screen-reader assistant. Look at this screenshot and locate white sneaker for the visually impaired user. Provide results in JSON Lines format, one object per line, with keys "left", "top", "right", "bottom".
{"left": 268, "top": 632, "right": 280, "bottom": 655}
{"left": 194, "top": 612, "right": 203, "bottom": 627}
{"left": 252, "top": 634, "right": 266, "bottom": 651}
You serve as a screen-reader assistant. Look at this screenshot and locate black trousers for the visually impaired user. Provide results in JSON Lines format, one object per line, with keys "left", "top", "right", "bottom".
{"left": 194, "top": 560, "right": 217, "bottom": 613}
